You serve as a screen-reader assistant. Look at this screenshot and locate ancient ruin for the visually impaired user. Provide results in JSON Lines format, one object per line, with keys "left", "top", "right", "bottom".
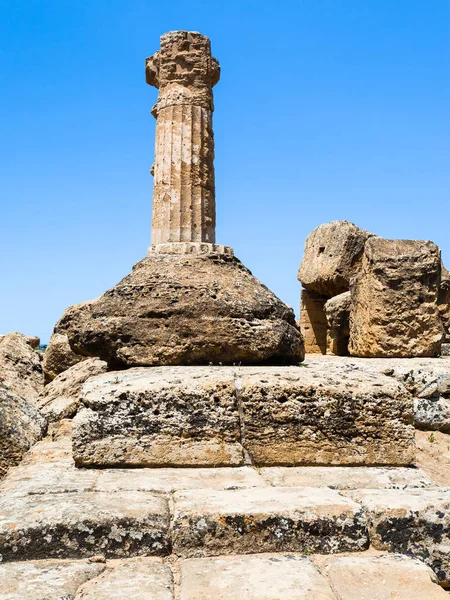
{"left": 146, "top": 31, "right": 219, "bottom": 247}
{"left": 2, "top": 30, "right": 450, "bottom": 599}
{"left": 43, "top": 31, "right": 304, "bottom": 376}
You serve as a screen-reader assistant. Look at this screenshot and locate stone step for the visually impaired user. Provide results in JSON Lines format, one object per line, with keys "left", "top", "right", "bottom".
{"left": 351, "top": 487, "right": 450, "bottom": 587}
{"left": 72, "top": 365, "right": 414, "bottom": 468}
{"left": 1, "top": 554, "right": 448, "bottom": 599}
{"left": 172, "top": 486, "right": 369, "bottom": 557}
{"left": 0, "top": 490, "right": 170, "bottom": 561}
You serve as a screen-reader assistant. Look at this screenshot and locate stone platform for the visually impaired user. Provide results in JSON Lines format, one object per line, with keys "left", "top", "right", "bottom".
{"left": 1, "top": 434, "right": 450, "bottom": 597}
{"left": 72, "top": 364, "right": 414, "bottom": 467}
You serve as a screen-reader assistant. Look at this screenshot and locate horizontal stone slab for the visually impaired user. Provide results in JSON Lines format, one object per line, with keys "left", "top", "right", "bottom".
{"left": 260, "top": 466, "right": 433, "bottom": 490}
{"left": 172, "top": 486, "right": 368, "bottom": 557}
{"left": 73, "top": 557, "right": 173, "bottom": 599}
{"left": 319, "top": 554, "right": 449, "bottom": 599}
{"left": 0, "top": 491, "right": 170, "bottom": 561}
{"left": 179, "top": 554, "right": 336, "bottom": 600}
{"left": 0, "top": 558, "right": 106, "bottom": 600}
{"left": 73, "top": 368, "right": 244, "bottom": 467}
{"left": 94, "top": 466, "right": 266, "bottom": 494}
{"left": 73, "top": 365, "right": 414, "bottom": 467}
{"left": 350, "top": 487, "right": 450, "bottom": 586}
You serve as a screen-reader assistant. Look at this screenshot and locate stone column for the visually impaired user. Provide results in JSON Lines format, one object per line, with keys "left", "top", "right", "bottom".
{"left": 146, "top": 31, "right": 220, "bottom": 247}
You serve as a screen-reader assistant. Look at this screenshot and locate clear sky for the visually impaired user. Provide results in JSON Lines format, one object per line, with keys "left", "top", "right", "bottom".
{"left": 1, "top": 0, "right": 449, "bottom": 343}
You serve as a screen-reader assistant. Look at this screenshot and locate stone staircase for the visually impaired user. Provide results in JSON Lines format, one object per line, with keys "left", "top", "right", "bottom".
{"left": 1, "top": 434, "right": 449, "bottom": 598}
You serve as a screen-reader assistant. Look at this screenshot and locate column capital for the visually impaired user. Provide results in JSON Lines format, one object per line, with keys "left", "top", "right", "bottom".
{"left": 146, "top": 31, "right": 220, "bottom": 111}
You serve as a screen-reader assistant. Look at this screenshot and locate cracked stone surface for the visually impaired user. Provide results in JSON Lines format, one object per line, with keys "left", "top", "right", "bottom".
{"left": 172, "top": 486, "right": 369, "bottom": 557}
{"left": 72, "top": 365, "right": 414, "bottom": 468}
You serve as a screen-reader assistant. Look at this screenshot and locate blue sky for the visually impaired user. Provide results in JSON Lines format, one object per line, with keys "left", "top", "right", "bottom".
{"left": 1, "top": 0, "right": 449, "bottom": 343}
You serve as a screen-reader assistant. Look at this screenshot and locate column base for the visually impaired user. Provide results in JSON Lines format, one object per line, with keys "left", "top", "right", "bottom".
{"left": 148, "top": 242, "right": 234, "bottom": 256}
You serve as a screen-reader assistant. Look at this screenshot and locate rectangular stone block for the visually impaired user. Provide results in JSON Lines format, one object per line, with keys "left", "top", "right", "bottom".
{"left": 172, "top": 486, "right": 368, "bottom": 557}
{"left": 238, "top": 366, "right": 414, "bottom": 466}
{"left": 73, "top": 368, "right": 244, "bottom": 467}
{"left": 180, "top": 554, "right": 336, "bottom": 599}
{"left": 351, "top": 488, "right": 450, "bottom": 586}
{"left": 73, "top": 365, "right": 414, "bottom": 467}
{"left": 349, "top": 238, "right": 444, "bottom": 357}
{"left": 0, "top": 491, "right": 170, "bottom": 561}
{"left": 320, "top": 554, "right": 449, "bottom": 599}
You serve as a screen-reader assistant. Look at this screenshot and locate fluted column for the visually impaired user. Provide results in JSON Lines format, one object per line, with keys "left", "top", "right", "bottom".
{"left": 146, "top": 31, "right": 219, "bottom": 246}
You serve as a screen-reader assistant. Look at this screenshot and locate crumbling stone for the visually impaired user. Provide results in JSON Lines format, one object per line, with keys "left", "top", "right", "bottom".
{"left": 349, "top": 238, "right": 444, "bottom": 357}
{"left": 298, "top": 221, "right": 372, "bottom": 297}
{"left": 43, "top": 332, "right": 86, "bottom": 382}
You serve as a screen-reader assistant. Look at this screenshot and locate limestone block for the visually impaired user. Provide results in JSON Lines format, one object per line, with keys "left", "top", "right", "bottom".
{"left": 349, "top": 238, "right": 444, "bottom": 357}
{"left": 43, "top": 332, "right": 86, "bottom": 382}
{"left": 260, "top": 466, "right": 433, "bottom": 489}
{"left": 238, "top": 366, "right": 414, "bottom": 466}
{"left": 74, "top": 558, "right": 173, "bottom": 600}
{"left": 321, "top": 554, "right": 449, "bottom": 599}
{"left": 299, "top": 289, "right": 327, "bottom": 354}
{"left": 94, "top": 466, "right": 266, "bottom": 494}
{"left": 351, "top": 487, "right": 450, "bottom": 586}
{"left": 0, "top": 462, "right": 99, "bottom": 496}
{"left": 73, "top": 365, "right": 414, "bottom": 468}
{"left": 38, "top": 357, "right": 107, "bottom": 422}
{"left": 324, "top": 291, "right": 351, "bottom": 356}
{"left": 172, "top": 486, "right": 368, "bottom": 557}
{"left": 298, "top": 221, "right": 372, "bottom": 297}
{"left": 0, "top": 386, "right": 46, "bottom": 479}
{"left": 72, "top": 368, "right": 244, "bottom": 467}
{"left": 180, "top": 554, "right": 336, "bottom": 600}
{"left": 0, "top": 491, "right": 170, "bottom": 561}
{"left": 414, "top": 397, "right": 450, "bottom": 433}
{"left": 53, "top": 253, "right": 304, "bottom": 368}
{"left": 0, "top": 559, "right": 106, "bottom": 600}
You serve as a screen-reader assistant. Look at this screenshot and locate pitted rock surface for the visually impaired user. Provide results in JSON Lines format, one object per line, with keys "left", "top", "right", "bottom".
{"left": 52, "top": 253, "right": 304, "bottom": 369}
{"left": 298, "top": 221, "right": 372, "bottom": 297}
{"left": 349, "top": 238, "right": 444, "bottom": 357}
{"left": 172, "top": 486, "right": 369, "bottom": 557}
{"left": 72, "top": 365, "right": 414, "bottom": 467}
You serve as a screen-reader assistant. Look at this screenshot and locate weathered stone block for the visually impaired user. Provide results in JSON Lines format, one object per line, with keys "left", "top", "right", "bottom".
{"left": 0, "top": 559, "right": 106, "bottom": 600}
{"left": 298, "top": 221, "right": 372, "bottom": 297}
{"left": 53, "top": 252, "right": 304, "bottom": 369}
{"left": 351, "top": 488, "right": 450, "bottom": 586}
{"left": 43, "top": 332, "right": 86, "bottom": 381}
{"left": 0, "top": 386, "right": 46, "bottom": 479}
{"left": 324, "top": 291, "right": 351, "bottom": 356}
{"left": 180, "top": 554, "right": 336, "bottom": 599}
{"left": 299, "top": 289, "right": 327, "bottom": 354}
{"left": 39, "top": 357, "right": 107, "bottom": 422}
{"left": 73, "top": 368, "right": 244, "bottom": 467}
{"left": 349, "top": 238, "right": 444, "bottom": 357}
{"left": 260, "top": 466, "right": 432, "bottom": 490}
{"left": 0, "top": 491, "right": 170, "bottom": 561}
{"left": 321, "top": 554, "right": 449, "bottom": 599}
{"left": 238, "top": 366, "right": 415, "bottom": 466}
{"left": 73, "top": 365, "right": 415, "bottom": 467}
{"left": 172, "top": 486, "right": 368, "bottom": 557}
{"left": 74, "top": 557, "right": 173, "bottom": 599}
